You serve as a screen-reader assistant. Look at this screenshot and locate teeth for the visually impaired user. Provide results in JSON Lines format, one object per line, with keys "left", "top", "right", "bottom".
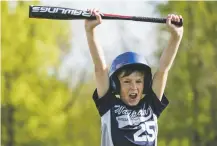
{"left": 129, "top": 93, "right": 137, "bottom": 99}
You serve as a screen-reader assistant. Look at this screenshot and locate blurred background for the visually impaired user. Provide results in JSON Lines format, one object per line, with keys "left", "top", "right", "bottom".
{"left": 1, "top": 1, "right": 217, "bottom": 146}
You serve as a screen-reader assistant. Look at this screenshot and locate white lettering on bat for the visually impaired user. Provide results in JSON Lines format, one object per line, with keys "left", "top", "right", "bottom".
{"left": 31, "top": 6, "right": 93, "bottom": 17}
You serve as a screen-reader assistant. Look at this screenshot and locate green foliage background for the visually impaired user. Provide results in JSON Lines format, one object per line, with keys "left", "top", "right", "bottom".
{"left": 1, "top": 1, "right": 217, "bottom": 146}
{"left": 155, "top": 1, "right": 217, "bottom": 146}
{"left": 1, "top": 1, "right": 100, "bottom": 146}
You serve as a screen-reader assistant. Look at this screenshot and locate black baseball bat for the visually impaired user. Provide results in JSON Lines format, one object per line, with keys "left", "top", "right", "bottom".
{"left": 29, "top": 5, "right": 183, "bottom": 27}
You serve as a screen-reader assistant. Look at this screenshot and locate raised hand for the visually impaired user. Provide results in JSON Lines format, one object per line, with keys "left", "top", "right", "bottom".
{"left": 85, "top": 8, "right": 102, "bottom": 32}
{"left": 166, "top": 14, "right": 184, "bottom": 38}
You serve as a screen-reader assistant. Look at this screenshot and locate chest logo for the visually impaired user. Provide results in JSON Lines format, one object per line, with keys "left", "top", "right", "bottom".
{"left": 114, "top": 105, "right": 153, "bottom": 128}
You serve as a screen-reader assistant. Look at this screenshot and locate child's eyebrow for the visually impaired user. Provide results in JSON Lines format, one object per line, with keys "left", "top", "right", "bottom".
{"left": 121, "top": 77, "right": 144, "bottom": 80}
{"left": 121, "top": 77, "right": 130, "bottom": 79}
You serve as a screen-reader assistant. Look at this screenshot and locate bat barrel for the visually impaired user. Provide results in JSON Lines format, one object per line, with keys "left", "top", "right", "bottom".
{"left": 29, "top": 5, "right": 94, "bottom": 20}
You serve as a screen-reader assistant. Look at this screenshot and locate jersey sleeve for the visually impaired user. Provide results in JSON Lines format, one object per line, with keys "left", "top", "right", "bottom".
{"left": 92, "top": 88, "right": 117, "bottom": 117}
{"left": 146, "top": 89, "right": 169, "bottom": 118}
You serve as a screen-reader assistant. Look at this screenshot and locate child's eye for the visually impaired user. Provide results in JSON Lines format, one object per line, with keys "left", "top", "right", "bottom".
{"left": 124, "top": 81, "right": 130, "bottom": 83}
{"left": 136, "top": 80, "right": 142, "bottom": 83}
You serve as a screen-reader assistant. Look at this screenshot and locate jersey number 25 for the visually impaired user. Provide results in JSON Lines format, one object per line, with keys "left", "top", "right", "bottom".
{"left": 133, "top": 121, "right": 156, "bottom": 142}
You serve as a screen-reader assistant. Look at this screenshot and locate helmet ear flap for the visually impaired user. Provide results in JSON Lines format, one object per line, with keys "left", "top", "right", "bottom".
{"left": 110, "top": 75, "right": 120, "bottom": 94}
{"left": 143, "top": 70, "right": 153, "bottom": 94}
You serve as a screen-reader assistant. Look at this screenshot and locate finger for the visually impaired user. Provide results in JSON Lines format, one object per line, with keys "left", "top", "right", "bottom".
{"left": 93, "top": 8, "right": 97, "bottom": 15}
{"left": 95, "top": 9, "right": 101, "bottom": 16}
{"left": 171, "top": 14, "right": 176, "bottom": 21}
{"left": 90, "top": 8, "right": 94, "bottom": 15}
{"left": 93, "top": 9, "right": 100, "bottom": 16}
{"left": 95, "top": 12, "right": 102, "bottom": 23}
{"left": 166, "top": 14, "right": 172, "bottom": 25}
{"left": 96, "top": 15, "right": 102, "bottom": 24}
{"left": 176, "top": 15, "right": 180, "bottom": 22}
{"left": 172, "top": 14, "right": 179, "bottom": 23}
{"left": 93, "top": 8, "right": 99, "bottom": 16}
{"left": 174, "top": 14, "right": 179, "bottom": 22}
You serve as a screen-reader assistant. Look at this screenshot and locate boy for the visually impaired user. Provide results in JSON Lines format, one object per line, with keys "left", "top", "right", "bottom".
{"left": 85, "top": 9, "right": 183, "bottom": 146}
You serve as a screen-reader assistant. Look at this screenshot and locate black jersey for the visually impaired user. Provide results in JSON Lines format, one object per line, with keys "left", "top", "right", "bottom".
{"left": 92, "top": 88, "right": 169, "bottom": 146}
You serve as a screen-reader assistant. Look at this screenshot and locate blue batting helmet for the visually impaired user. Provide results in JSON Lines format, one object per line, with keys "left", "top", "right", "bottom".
{"left": 109, "top": 52, "right": 152, "bottom": 94}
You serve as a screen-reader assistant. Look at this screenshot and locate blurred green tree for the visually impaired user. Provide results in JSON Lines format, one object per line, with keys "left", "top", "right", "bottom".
{"left": 154, "top": 1, "right": 217, "bottom": 146}
{"left": 2, "top": 1, "right": 101, "bottom": 146}
{"left": 1, "top": 1, "right": 71, "bottom": 146}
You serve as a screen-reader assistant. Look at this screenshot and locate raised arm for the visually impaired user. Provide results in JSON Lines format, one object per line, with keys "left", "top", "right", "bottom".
{"left": 85, "top": 9, "right": 109, "bottom": 98}
{"left": 152, "top": 14, "right": 184, "bottom": 100}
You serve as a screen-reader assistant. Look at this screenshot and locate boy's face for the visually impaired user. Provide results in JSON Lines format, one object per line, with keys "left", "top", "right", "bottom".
{"left": 118, "top": 71, "right": 144, "bottom": 106}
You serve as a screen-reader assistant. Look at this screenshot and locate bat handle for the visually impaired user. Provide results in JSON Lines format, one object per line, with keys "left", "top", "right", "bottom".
{"left": 170, "top": 18, "right": 183, "bottom": 27}
{"left": 133, "top": 17, "right": 183, "bottom": 27}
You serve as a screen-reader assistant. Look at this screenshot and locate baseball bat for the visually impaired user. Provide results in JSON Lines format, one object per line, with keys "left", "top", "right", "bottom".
{"left": 29, "top": 5, "right": 183, "bottom": 27}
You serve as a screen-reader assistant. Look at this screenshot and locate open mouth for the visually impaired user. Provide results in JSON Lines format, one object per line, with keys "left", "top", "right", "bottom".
{"left": 129, "top": 93, "right": 138, "bottom": 99}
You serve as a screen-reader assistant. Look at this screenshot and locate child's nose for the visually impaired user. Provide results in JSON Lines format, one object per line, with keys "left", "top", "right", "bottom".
{"left": 130, "top": 82, "right": 137, "bottom": 89}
